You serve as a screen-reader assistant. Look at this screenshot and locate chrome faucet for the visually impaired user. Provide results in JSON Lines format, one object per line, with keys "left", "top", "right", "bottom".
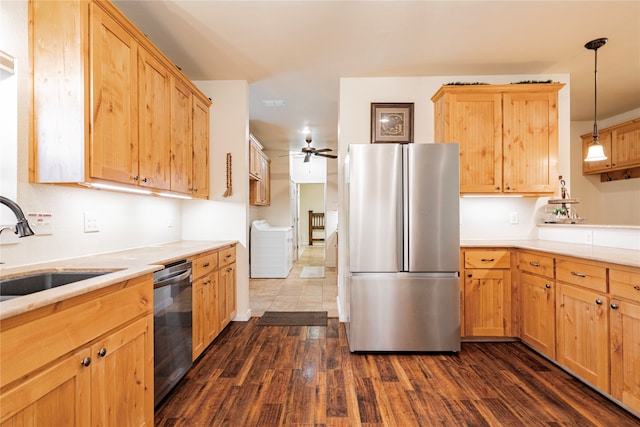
{"left": 0, "top": 196, "right": 35, "bottom": 237}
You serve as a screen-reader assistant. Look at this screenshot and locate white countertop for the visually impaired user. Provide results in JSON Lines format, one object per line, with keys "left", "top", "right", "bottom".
{"left": 0, "top": 240, "right": 237, "bottom": 320}
{"left": 461, "top": 239, "right": 640, "bottom": 268}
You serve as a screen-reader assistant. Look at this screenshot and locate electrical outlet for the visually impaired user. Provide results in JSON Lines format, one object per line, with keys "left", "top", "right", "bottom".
{"left": 584, "top": 230, "right": 593, "bottom": 244}
{"left": 510, "top": 212, "right": 519, "bottom": 225}
{"left": 84, "top": 212, "right": 99, "bottom": 233}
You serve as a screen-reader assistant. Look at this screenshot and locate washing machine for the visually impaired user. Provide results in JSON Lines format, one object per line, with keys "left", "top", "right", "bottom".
{"left": 250, "top": 220, "right": 293, "bottom": 278}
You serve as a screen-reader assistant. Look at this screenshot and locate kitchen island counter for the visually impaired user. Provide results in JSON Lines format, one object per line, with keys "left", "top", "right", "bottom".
{"left": 461, "top": 239, "right": 640, "bottom": 268}
{"left": 0, "top": 240, "right": 237, "bottom": 320}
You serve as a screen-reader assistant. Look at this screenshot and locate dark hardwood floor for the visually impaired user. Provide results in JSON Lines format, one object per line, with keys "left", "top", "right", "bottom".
{"left": 155, "top": 319, "right": 640, "bottom": 426}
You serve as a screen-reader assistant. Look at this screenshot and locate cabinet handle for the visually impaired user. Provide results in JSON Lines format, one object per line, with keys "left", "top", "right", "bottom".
{"left": 481, "top": 258, "right": 495, "bottom": 262}
{"left": 496, "top": 186, "right": 501, "bottom": 190}
{"left": 529, "top": 262, "right": 540, "bottom": 267}
{"left": 97, "top": 348, "right": 107, "bottom": 357}
{"left": 571, "top": 272, "right": 586, "bottom": 278}
{"left": 506, "top": 186, "right": 511, "bottom": 190}
{"left": 142, "top": 177, "right": 148, "bottom": 183}
{"left": 203, "top": 262, "right": 210, "bottom": 268}
{"left": 133, "top": 175, "right": 139, "bottom": 181}
{"left": 545, "top": 284, "right": 551, "bottom": 289}
{"left": 610, "top": 303, "right": 619, "bottom": 310}
{"left": 204, "top": 279, "right": 211, "bottom": 285}
{"left": 226, "top": 267, "right": 233, "bottom": 273}
{"left": 634, "top": 285, "right": 640, "bottom": 291}
{"left": 595, "top": 299, "right": 603, "bottom": 305}
{"left": 81, "top": 357, "right": 92, "bottom": 367}
{"left": 467, "top": 274, "right": 473, "bottom": 278}
{"left": 226, "top": 254, "right": 232, "bottom": 259}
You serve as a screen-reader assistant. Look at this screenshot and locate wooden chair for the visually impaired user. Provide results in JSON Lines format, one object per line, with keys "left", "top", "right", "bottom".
{"left": 308, "top": 210, "right": 325, "bottom": 246}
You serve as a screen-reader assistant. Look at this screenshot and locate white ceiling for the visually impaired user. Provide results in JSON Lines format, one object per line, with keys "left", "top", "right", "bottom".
{"left": 114, "top": 1, "right": 640, "bottom": 153}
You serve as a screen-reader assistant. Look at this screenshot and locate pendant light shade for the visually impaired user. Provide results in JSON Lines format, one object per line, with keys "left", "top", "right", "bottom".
{"left": 584, "top": 37, "right": 608, "bottom": 162}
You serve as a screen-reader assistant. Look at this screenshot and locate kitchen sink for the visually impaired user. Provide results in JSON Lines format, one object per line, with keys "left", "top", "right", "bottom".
{"left": 0, "top": 271, "right": 111, "bottom": 302}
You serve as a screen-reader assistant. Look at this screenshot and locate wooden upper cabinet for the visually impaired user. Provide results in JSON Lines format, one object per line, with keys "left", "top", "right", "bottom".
{"left": 434, "top": 92, "right": 503, "bottom": 192}
{"left": 249, "top": 138, "right": 263, "bottom": 180}
{"left": 138, "top": 49, "right": 171, "bottom": 190}
{"left": 30, "top": 0, "right": 210, "bottom": 197}
{"left": 192, "top": 96, "right": 211, "bottom": 199}
{"left": 170, "top": 77, "right": 194, "bottom": 194}
{"left": 502, "top": 90, "right": 558, "bottom": 193}
{"left": 432, "top": 83, "right": 563, "bottom": 195}
{"left": 90, "top": 3, "right": 139, "bottom": 184}
{"left": 582, "top": 118, "right": 640, "bottom": 175}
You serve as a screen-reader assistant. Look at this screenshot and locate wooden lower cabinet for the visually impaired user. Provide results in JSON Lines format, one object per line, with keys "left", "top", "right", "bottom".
{"left": 556, "top": 282, "right": 610, "bottom": 392}
{"left": 518, "top": 250, "right": 556, "bottom": 358}
{"left": 609, "top": 266, "right": 640, "bottom": 413}
{"left": 462, "top": 249, "right": 513, "bottom": 338}
{"left": 1, "top": 347, "right": 91, "bottom": 426}
{"left": 520, "top": 272, "right": 556, "bottom": 358}
{"left": 191, "top": 245, "right": 236, "bottom": 360}
{"left": 0, "top": 275, "right": 154, "bottom": 426}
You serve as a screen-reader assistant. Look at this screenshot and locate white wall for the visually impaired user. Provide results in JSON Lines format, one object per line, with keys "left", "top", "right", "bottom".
{"left": 183, "top": 80, "right": 251, "bottom": 320}
{"left": 570, "top": 108, "right": 640, "bottom": 226}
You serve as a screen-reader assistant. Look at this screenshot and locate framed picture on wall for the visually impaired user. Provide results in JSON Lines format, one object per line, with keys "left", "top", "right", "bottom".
{"left": 370, "top": 102, "right": 414, "bottom": 144}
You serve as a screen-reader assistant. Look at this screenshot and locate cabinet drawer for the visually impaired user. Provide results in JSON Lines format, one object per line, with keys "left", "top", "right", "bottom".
{"left": 610, "top": 268, "right": 640, "bottom": 302}
{"left": 219, "top": 246, "right": 236, "bottom": 268}
{"left": 465, "top": 250, "right": 510, "bottom": 269}
{"left": 556, "top": 259, "right": 606, "bottom": 292}
{"left": 192, "top": 252, "right": 218, "bottom": 278}
{"left": 519, "top": 251, "right": 554, "bottom": 278}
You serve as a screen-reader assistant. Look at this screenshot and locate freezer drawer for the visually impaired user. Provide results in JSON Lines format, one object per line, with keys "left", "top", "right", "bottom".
{"left": 348, "top": 274, "right": 460, "bottom": 352}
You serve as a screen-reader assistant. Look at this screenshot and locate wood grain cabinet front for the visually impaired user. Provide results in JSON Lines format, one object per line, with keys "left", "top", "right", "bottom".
{"left": 518, "top": 251, "right": 556, "bottom": 359}
{"left": 191, "top": 245, "right": 237, "bottom": 361}
{"left": 30, "top": 0, "right": 211, "bottom": 197}
{"left": 609, "top": 266, "right": 640, "bottom": 414}
{"left": 432, "top": 84, "right": 563, "bottom": 196}
{"left": 0, "top": 274, "right": 154, "bottom": 426}
{"left": 462, "top": 249, "right": 513, "bottom": 338}
{"left": 582, "top": 117, "right": 640, "bottom": 175}
{"left": 555, "top": 257, "right": 609, "bottom": 393}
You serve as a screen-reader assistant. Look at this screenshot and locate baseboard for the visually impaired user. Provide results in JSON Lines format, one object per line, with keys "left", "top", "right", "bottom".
{"left": 233, "top": 308, "right": 252, "bottom": 321}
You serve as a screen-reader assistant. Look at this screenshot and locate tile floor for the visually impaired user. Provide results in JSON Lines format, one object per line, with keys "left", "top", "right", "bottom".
{"left": 249, "top": 245, "right": 338, "bottom": 317}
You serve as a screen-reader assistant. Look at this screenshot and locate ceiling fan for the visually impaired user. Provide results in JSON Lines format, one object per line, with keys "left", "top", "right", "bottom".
{"left": 300, "top": 134, "right": 337, "bottom": 162}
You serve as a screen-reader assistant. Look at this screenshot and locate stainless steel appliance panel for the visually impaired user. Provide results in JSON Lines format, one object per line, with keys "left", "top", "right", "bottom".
{"left": 349, "top": 273, "right": 460, "bottom": 352}
{"left": 407, "top": 144, "right": 460, "bottom": 272}
{"left": 348, "top": 144, "right": 403, "bottom": 273}
{"left": 153, "top": 260, "right": 193, "bottom": 406}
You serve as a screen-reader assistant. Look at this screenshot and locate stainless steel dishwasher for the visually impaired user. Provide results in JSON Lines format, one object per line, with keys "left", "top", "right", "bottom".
{"left": 153, "top": 259, "right": 192, "bottom": 406}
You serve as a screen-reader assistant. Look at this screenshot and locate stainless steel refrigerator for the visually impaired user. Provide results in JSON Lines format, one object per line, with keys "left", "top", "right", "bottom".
{"left": 346, "top": 143, "right": 460, "bottom": 352}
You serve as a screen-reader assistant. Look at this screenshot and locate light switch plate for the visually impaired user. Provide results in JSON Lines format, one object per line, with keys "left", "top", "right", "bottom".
{"left": 84, "top": 212, "right": 99, "bottom": 233}
{"left": 510, "top": 212, "right": 519, "bottom": 224}
{"left": 584, "top": 230, "right": 593, "bottom": 244}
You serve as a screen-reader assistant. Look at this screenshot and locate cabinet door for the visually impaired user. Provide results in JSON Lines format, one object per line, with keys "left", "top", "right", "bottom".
{"left": 249, "top": 139, "right": 262, "bottom": 179}
{"left": 611, "top": 121, "right": 640, "bottom": 169}
{"left": 582, "top": 132, "right": 612, "bottom": 174}
{"left": 464, "top": 268, "right": 510, "bottom": 337}
{"left": 90, "top": 3, "right": 138, "bottom": 183}
{"left": 556, "top": 283, "right": 609, "bottom": 392}
{"left": 502, "top": 91, "right": 558, "bottom": 194}
{"left": 170, "top": 77, "right": 193, "bottom": 194}
{"left": 138, "top": 49, "right": 171, "bottom": 190}
{"left": 610, "top": 299, "right": 640, "bottom": 414}
{"left": 192, "top": 276, "right": 206, "bottom": 360}
{"left": 91, "top": 316, "right": 153, "bottom": 427}
{"left": 441, "top": 92, "right": 503, "bottom": 193}
{"left": 218, "top": 263, "right": 236, "bottom": 330}
{"left": 520, "top": 273, "right": 555, "bottom": 358}
{"left": 192, "top": 96, "right": 210, "bottom": 198}
{"left": 0, "top": 348, "right": 91, "bottom": 426}
{"left": 205, "top": 273, "right": 220, "bottom": 344}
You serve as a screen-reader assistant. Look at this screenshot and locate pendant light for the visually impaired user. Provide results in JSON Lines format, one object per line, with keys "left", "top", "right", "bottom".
{"left": 584, "top": 37, "right": 608, "bottom": 162}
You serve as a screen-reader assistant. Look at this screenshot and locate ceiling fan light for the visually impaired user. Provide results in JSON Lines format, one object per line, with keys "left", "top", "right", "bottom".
{"left": 584, "top": 143, "right": 607, "bottom": 162}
